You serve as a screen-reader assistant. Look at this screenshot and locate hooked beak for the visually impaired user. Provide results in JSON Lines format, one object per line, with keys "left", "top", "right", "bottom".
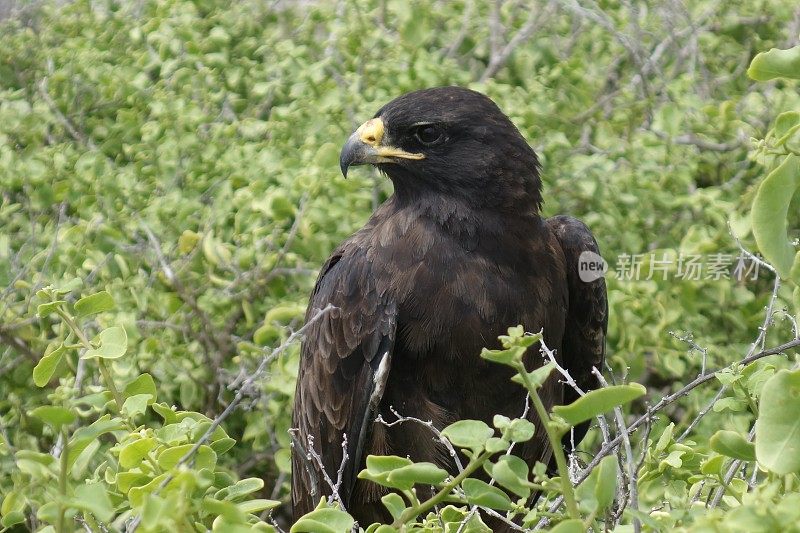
{"left": 339, "top": 117, "right": 424, "bottom": 177}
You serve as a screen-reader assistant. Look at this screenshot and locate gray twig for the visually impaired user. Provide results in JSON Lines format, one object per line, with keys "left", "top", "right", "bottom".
{"left": 480, "top": 2, "right": 554, "bottom": 82}
{"left": 125, "top": 304, "right": 336, "bottom": 532}
{"left": 594, "top": 367, "right": 640, "bottom": 533}
{"left": 535, "top": 336, "right": 800, "bottom": 528}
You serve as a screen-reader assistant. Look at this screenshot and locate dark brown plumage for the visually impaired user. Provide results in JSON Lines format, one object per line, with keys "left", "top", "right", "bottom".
{"left": 291, "top": 87, "right": 607, "bottom": 528}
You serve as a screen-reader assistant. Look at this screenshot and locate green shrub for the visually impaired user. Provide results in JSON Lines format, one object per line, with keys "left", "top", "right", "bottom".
{"left": 0, "top": 0, "right": 799, "bottom": 531}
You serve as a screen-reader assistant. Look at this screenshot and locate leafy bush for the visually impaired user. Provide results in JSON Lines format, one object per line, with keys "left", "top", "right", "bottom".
{"left": 8, "top": 287, "right": 278, "bottom": 531}
{"left": 0, "top": 0, "right": 799, "bottom": 531}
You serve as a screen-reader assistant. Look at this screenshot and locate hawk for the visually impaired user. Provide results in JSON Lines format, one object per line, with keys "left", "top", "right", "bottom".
{"left": 291, "top": 87, "right": 607, "bottom": 527}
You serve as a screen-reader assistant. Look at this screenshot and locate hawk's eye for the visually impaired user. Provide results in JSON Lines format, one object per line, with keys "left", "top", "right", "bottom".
{"left": 413, "top": 124, "right": 443, "bottom": 146}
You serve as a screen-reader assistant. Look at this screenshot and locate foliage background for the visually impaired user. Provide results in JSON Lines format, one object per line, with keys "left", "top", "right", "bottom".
{"left": 0, "top": 0, "right": 799, "bottom": 531}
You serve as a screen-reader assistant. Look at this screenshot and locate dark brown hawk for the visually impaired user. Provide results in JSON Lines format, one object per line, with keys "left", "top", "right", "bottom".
{"left": 291, "top": 87, "right": 607, "bottom": 528}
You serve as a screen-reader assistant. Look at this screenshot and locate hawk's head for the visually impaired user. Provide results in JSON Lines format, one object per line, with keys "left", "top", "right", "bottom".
{"left": 339, "top": 87, "right": 542, "bottom": 210}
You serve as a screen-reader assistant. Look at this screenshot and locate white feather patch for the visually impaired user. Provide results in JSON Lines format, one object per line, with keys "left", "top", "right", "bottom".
{"left": 369, "top": 351, "right": 391, "bottom": 409}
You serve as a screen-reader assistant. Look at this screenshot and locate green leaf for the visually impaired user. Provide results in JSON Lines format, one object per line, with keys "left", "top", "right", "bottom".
{"left": 755, "top": 369, "right": 800, "bottom": 474}
{"left": 157, "top": 444, "right": 216, "bottom": 470}
{"left": 53, "top": 278, "right": 82, "bottom": 295}
{"left": 1, "top": 490, "right": 26, "bottom": 517}
{"left": 236, "top": 499, "right": 280, "bottom": 514}
{"left": 506, "top": 418, "right": 535, "bottom": 443}
{"left": 152, "top": 402, "right": 179, "bottom": 424}
{"left": 16, "top": 450, "right": 54, "bottom": 465}
{"left": 291, "top": 507, "right": 354, "bottom": 533}
{"left": 549, "top": 519, "right": 587, "bottom": 533}
{"left": 511, "top": 362, "right": 556, "bottom": 390}
{"left": 655, "top": 423, "right": 674, "bottom": 453}
{"left": 119, "top": 437, "right": 157, "bottom": 469}
{"left": 773, "top": 111, "right": 800, "bottom": 145}
{"left": 701, "top": 454, "right": 726, "bottom": 476}
{"left": 210, "top": 437, "right": 236, "bottom": 454}
{"left": 203, "top": 497, "right": 248, "bottom": 523}
{"left": 117, "top": 471, "right": 150, "bottom": 493}
{"left": 33, "top": 344, "right": 66, "bottom": 387}
{"left": 69, "top": 482, "right": 114, "bottom": 522}
{"left": 385, "top": 462, "right": 449, "bottom": 490}
{"left": 480, "top": 345, "right": 526, "bottom": 366}
{"left": 660, "top": 450, "right": 685, "bottom": 470}
{"left": 30, "top": 406, "right": 75, "bottom": 429}
{"left": 485, "top": 454, "right": 532, "bottom": 499}
{"left": 128, "top": 474, "right": 168, "bottom": 507}
{"left": 0, "top": 511, "right": 25, "bottom": 528}
{"left": 180, "top": 379, "right": 198, "bottom": 408}
{"left": 492, "top": 415, "right": 511, "bottom": 430}
{"left": 462, "top": 478, "right": 515, "bottom": 511}
{"left": 576, "top": 454, "right": 617, "bottom": 512}
{"left": 365, "top": 526, "right": 396, "bottom": 533}
{"left": 715, "top": 369, "right": 741, "bottom": 386}
{"left": 751, "top": 155, "right": 800, "bottom": 280}
{"left": 655, "top": 103, "right": 682, "bottom": 137}
{"left": 363, "top": 455, "right": 413, "bottom": 476}
{"left": 440, "top": 505, "right": 492, "bottom": 532}
{"left": 358, "top": 455, "right": 424, "bottom": 489}
{"left": 141, "top": 494, "right": 167, "bottom": 529}
{"left": 217, "top": 478, "right": 264, "bottom": 501}
{"left": 71, "top": 439, "right": 100, "bottom": 479}
{"left": 15, "top": 450, "right": 54, "bottom": 480}
{"left": 552, "top": 383, "right": 646, "bottom": 426}
{"left": 122, "top": 393, "right": 152, "bottom": 419}
{"left": 74, "top": 291, "right": 115, "bottom": 317}
{"left": 442, "top": 420, "right": 494, "bottom": 450}
{"left": 593, "top": 455, "right": 618, "bottom": 511}
{"left": 748, "top": 45, "right": 800, "bottom": 81}
{"left": 81, "top": 326, "right": 128, "bottom": 359}
{"left": 485, "top": 437, "right": 510, "bottom": 453}
{"left": 794, "top": 287, "right": 800, "bottom": 321}
{"left": 499, "top": 327, "right": 542, "bottom": 348}
{"left": 36, "top": 501, "right": 59, "bottom": 524}
{"left": 67, "top": 415, "right": 126, "bottom": 470}
{"left": 710, "top": 430, "right": 755, "bottom": 461}
{"left": 37, "top": 300, "right": 66, "bottom": 317}
{"left": 381, "top": 493, "right": 406, "bottom": 520}
{"left": 178, "top": 230, "right": 201, "bottom": 254}
{"left": 124, "top": 373, "right": 157, "bottom": 403}
{"left": 713, "top": 397, "right": 747, "bottom": 413}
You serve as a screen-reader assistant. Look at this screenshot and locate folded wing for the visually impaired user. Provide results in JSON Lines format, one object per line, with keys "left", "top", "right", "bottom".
{"left": 291, "top": 247, "right": 397, "bottom": 519}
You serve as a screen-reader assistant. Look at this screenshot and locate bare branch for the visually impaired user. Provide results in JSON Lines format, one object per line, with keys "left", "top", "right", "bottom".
{"left": 376, "top": 405, "right": 465, "bottom": 473}
{"left": 288, "top": 431, "right": 349, "bottom": 509}
{"left": 445, "top": 0, "right": 475, "bottom": 58}
{"left": 125, "top": 304, "right": 336, "bottom": 533}
{"left": 536, "top": 336, "right": 800, "bottom": 528}
{"left": 651, "top": 130, "right": 746, "bottom": 152}
{"left": 538, "top": 336, "right": 613, "bottom": 455}
{"left": 594, "top": 367, "right": 639, "bottom": 533}
{"left": 38, "top": 70, "right": 98, "bottom": 150}
{"left": 669, "top": 331, "right": 709, "bottom": 376}
{"left": 481, "top": 3, "right": 555, "bottom": 82}
{"left": 708, "top": 425, "right": 756, "bottom": 508}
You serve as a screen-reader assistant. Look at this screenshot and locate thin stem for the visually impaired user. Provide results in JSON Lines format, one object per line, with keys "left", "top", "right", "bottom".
{"left": 98, "top": 359, "right": 125, "bottom": 412}
{"left": 734, "top": 381, "right": 758, "bottom": 416}
{"left": 715, "top": 466, "right": 744, "bottom": 504}
{"left": 516, "top": 363, "right": 580, "bottom": 520}
{"left": 56, "top": 307, "right": 126, "bottom": 412}
{"left": 57, "top": 428, "right": 69, "bottom": 533}
{"left": 392, "top": 451, "right": 492, "bottom": 528}
{"left": 82, "top": 512, "right": 101, "bottom": 531}
{"left": 583, "top": 507, "right": 600, "bottom": 529}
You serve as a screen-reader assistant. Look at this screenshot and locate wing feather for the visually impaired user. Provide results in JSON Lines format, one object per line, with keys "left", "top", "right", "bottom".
{"left": 547, "top": 215, "right": 608, "bottom": 444}
{"left": 291, "top": 245, "right": 396, "bottom": 519}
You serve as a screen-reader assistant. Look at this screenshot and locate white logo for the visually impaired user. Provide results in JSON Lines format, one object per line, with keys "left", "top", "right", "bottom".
{"left": 578, "top": 251, "right": 608, "bottom": 282}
